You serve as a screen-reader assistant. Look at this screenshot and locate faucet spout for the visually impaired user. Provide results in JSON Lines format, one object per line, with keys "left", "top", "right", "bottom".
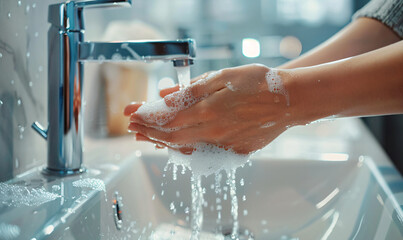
{"left": 79, "top": 39, "right": 196, "bottom": 66}
{"left": 32, "top": 0, "right": 197, "bottom": 176}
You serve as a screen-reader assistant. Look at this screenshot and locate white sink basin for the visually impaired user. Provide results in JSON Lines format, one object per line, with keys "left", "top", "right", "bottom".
{"left": 1, "top": 119, "right": 402, "bottom": 240}
{"left": 107, "top": 152, "right": 403, "bottom": 240}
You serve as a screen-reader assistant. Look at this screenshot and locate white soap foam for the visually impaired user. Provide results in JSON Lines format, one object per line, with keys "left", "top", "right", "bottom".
{"left": 135, "top": 87, "right": 204, "bottom": 128}
{"left": 168, "top": 143, "right": 250, "bottom": 178}
{"left": 265, "top": 68, "right": 289, "bottom": 106}
{"left": 0, "top": 183, "right": 60, "bottom": 207}
{"left": 225, "top": 81, "right": 236, "bottom": 91}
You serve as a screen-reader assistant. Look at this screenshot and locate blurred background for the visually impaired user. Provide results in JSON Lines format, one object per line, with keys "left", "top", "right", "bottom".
{"left": 84, "top": 0, "right": 403, "bottom": 172}
{"left": 0, "top": 0, "right": 402, "bottom": 182}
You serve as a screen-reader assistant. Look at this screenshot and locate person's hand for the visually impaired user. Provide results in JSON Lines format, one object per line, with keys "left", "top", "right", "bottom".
{"left": 125, "top": 64, "right": 300, "bottom": 154}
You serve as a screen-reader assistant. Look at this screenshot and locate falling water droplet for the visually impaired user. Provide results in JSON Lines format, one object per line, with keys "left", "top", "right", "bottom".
{"left": 29, "top": 81, "right": 33, "bottom": 87}
{"left": 0, "top": 100, "right": 3, "bottom": 106}
{"left": 25, "top": 5, "right": 30, "bottom": 14}
{"left": 11, "top": 80, "right": 15, "bottom": 85}
{"left": 18, "top": 125, "right": 25, "bottom": 139}
{"left": 26, "top": 52, "right": 30, "bottom": 58}
{"left": 240, "top": 178, "right": 244, "bottom": 186}
{"left": 32, "top": 3, "right": 36, "bottom": 8}
{"left": 34, "top": 32, "right": 39, "bottom": 37}
{"left": 7, "top": 12, "right": 11, "bottom": 19}
{"left": 0, "top": 53, "right": 3, "bottom": 58}
{"left": 15, "top": 158, "right": 19, "bottom": 169}
{"left": 38, "top": 65, "right": 43, "bottom": 72}
{"left": 18, "top": 1, "right": 22, "bottom": 7}
{"left": 17, "top": 99, "right": 21, "bottom": 106}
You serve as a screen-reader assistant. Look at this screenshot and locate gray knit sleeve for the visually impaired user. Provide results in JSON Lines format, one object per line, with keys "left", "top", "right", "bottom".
{"left": 353, "top": 0, "right": 403, "bottom": 38}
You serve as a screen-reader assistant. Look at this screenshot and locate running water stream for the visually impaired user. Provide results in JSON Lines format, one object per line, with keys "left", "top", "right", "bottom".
{"left": 173, "top": 66, "right": 244, "bottom": 239}
{"left": 175, "top": 66, "right": 205, "bottom": 240}
{"left": 138, "top": 67, "right": 250, "bottom": 239}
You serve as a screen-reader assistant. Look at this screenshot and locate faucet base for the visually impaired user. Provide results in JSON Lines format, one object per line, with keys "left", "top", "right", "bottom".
{"left": 42, "top": 167, "right": 87, "bottom": 176}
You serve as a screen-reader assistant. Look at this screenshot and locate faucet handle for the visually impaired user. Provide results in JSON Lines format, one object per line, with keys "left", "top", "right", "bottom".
{"left": 75, "top": 0, "right": 132, "bottom": 8}
{"left": 32, "top": 121, "right": 48, "bottom": 140}
{"left": 49, "top": 0, "right": 132, "bottom": 30}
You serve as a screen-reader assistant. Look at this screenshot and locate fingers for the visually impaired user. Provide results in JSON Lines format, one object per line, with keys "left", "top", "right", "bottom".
{"left": 124, "top": 102, "right": 143, "bottom": 116}
{"left": 159, "top": 70, "right": 224, "bottom": 100}
{"left": 135, "top": 133, "right": 168, "bottom": 148}
{"left": 129, "top": 122, "right": 203, "bottom": 145}
{"left": 160, "top": 86, "right": 179, "bottom": 98}
{"left": 135, "top": 133, "right": 194, "bottom": 154}
{"left": 188, "top": 70, "right": 225, "bottom": 99}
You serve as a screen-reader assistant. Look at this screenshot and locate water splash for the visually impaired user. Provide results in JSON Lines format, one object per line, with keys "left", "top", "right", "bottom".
{"left": 0, "top": 183, "right": 60, "bottom": 207}
{"left": 227, "top": 169, "right": 239, "bottom": 239}
{"left": 190, "top": 176, "right": 204, "bottom": 240}
{"left": 72, "top": 178, "right": 105, "bottom": 192}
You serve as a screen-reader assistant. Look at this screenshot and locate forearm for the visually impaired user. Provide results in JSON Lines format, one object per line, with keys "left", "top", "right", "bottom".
{"left": 279, "top": 18, "right": 400, "bottom": 69}
{"left": 288, "top": 40, "right": 403, "bottom": 123}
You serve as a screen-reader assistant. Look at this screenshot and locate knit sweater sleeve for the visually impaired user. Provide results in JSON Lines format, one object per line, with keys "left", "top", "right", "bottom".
{"left": 353, "top": 0, "right": 403, "bottom": 38}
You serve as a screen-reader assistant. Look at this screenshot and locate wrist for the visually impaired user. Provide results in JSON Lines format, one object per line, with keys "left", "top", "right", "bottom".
{"left": 283, "top": 65, "right": 343, "bottom": 125}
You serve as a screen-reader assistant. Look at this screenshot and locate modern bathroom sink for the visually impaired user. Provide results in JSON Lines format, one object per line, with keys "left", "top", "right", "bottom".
{"left": 107, "top": 152, "right": 403, "bottom": 240}
{"left": 1, "top": 120, "right": 403, "bottom": 240}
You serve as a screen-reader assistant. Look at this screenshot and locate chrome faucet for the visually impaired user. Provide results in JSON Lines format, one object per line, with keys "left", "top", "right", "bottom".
{"left": 31, "top": 0, "right": 196, "bottom": 176}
